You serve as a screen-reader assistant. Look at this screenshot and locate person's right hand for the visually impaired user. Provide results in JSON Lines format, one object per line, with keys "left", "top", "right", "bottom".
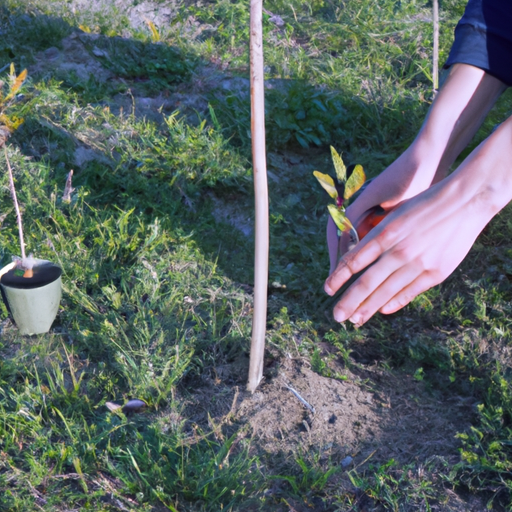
{"left": 325, "top": 113, "right": 512, "bottom": 325}
{"left": 326, "top": 64, "right": 507, "bottom": 275}
{"left": 326, "top": 178, "right": 488, "bottom": 325}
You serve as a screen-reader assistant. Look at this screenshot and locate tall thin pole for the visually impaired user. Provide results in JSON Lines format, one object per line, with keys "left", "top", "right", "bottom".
{"left": 433, "top": 0, "right": 439, "bottom": 95}
{"left": 247, "top": 0, "right": 269, "bottom": 393}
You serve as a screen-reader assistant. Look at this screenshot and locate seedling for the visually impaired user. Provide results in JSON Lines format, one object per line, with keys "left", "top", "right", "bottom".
{"left": 314, "top": 146, "right": 366, "bottom": 259}
{"left": 0, "top": 64, "right": 31, "bottom": 275}
{"left": 0, "top": 64, "right": 26, "bottom": 143}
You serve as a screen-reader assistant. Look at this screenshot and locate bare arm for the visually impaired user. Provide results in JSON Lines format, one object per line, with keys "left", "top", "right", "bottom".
{"left": 325, "top": 113, "right": 512, "bottom": 325}
{"left": 348, "top": 64, "right": 507, "bottom": 222}
{"left": 325, "top": 64, "right": 510, "bottom": 323}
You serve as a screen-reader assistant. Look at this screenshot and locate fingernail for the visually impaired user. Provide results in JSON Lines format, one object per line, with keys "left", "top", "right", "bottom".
{"left": 324, "top": 282, "right": 334, "bottom": 296}
{"left": 334, "top": 309, "right": 347, "bottom": 322}
{"left": 349, "top": 314, "right": 361, "bottom": 325}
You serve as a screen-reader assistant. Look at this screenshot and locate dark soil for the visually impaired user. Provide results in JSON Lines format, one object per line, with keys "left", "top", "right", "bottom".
{"left": 183, "top": 354, "right": 473, "bottom": 471}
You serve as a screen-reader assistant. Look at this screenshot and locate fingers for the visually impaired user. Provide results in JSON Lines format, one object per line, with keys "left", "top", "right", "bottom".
{"left": 332, "top": 255, "right": 421, "bottom": 324}
{"left": 380, "top": 272, "right": 440, "bottom": 315}
{"left": 324, "top": 234, "right": 389, "bottom": 296}
{"left": 334, "top": 264, "right": 442, "bottom": 325}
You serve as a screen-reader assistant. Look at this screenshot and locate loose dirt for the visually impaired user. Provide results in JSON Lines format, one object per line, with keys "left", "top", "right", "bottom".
{"left": 184, "top": 354, "right": 474, "bottom": 469}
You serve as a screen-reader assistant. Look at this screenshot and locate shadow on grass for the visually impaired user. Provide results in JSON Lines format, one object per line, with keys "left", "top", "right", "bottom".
{"left": 0, "top": 3, "right": 433, "bottom": 325}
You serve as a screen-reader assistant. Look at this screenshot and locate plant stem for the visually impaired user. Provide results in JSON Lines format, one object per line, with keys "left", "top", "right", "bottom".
{"left": 4, "top": 146, "right": 26, "bottom": 260}
{"left": 247, "top": 0, "right": 269, "bottom": 393}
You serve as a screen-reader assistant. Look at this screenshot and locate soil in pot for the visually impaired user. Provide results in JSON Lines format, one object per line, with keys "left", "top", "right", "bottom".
{"left": 1, "top": 261, "right": 62, "bottom": 289}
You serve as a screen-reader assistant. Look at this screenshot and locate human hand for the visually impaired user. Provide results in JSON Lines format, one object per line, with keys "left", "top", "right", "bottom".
{"left": 324, "top": 64, "right": 509, "bottom": 309}
{"left": 324, "top": 176, "right": 496, "bottom": 325}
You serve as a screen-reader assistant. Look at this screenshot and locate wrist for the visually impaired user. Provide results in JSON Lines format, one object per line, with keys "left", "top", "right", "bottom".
{"left": 448, "top": 117, "right": 512, "bottom": 219}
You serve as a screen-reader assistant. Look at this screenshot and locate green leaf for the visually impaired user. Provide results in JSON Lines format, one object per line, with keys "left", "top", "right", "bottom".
{"left": 328, "top": 204, "right": 353, "bottom": 232}
{"left": 344, "top": 164, "right": 366, "bottom": 200}
{"left": 295, "top": 132, "right": 309, "bottom": 148}
{"left": 313, "top": 171, "right": 338, "bottom": 200}
{"left": 330, "top": 146, "right": 346, "bottom": 184}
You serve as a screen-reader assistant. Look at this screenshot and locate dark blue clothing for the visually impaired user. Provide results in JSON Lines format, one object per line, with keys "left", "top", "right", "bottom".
{"left": 445, "top": 0, "right": 512, "bottom": 86}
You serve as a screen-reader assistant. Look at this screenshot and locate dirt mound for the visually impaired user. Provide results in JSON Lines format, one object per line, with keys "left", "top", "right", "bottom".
{"left": 184, "top": 356, "right": 474, "bottom": 470}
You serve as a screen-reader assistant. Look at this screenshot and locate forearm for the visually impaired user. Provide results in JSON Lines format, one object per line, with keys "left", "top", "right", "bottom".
{"left": 346, "top": 64, "right": 507, "bottom": 224}
{"left": 325, "top": 113, "right": 512, "bottom": 325}
{"left": 424, "top": 64, "right": 507, "bottom": 184}
{"left": 446, "top": 113, "right": 512, "bottom": 218}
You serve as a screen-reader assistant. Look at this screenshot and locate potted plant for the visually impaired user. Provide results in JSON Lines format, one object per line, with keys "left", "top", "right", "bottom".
{"left": 0, "top": 65, "right": 62, "bottom": 335}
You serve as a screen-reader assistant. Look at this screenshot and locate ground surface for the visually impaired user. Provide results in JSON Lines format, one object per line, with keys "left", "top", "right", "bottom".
{"left": 27, "top": 22, "right": 484, "bottom": 508}
{"left": 2, "top": 0, "right": 512, "bottom": 510}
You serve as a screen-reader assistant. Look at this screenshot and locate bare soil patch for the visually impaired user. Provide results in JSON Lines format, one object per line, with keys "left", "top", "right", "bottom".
{"left": 184, "top": 354, "right": 474, "bottom": 470}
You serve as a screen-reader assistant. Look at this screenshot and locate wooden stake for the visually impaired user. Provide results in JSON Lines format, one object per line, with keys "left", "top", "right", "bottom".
{"left": 247, "top": 0, "right": 269, "bottom": 393}
{"left": 433, "top": 0, "right": 439, "bottom": 96}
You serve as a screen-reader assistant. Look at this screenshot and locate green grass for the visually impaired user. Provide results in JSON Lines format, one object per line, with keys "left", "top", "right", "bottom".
{"left": 1, "top": 0, "right": 512, "bottom": 510}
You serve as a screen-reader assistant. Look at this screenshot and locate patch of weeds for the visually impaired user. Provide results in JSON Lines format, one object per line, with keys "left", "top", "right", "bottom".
{"left": 107, "top": 427, "right": 261, "bottom": 511}
{"left": 341, "top": 457, "right": 446, "bottom": 511}
{"left": 269, "top": 452, "right": 338, "bottom": 507}
{"left": 116, "top": 112, "right": 250, "bottom": 191}
{"left": 0, "top": 9, "right": 72, "bottom": 68}
{"left": 455, "top": 372, "right": 512, "bottom": 510}
{"left": 59, "top": 71, "right": 126, "bottom": 104}
{"left": 187, "top": 0, "right": 251, "bottom": 64}
{"left": 324, "top": 328, "right": 353, "bottom": 367}
{"left": 310, "top": 346, "right": 327, "bottom": 375}
{"left": 268, "top": 307, "right": 322, "bottom": 358}
{"left": 84, "top": 35, "right": 194, "bottom": 93}
{"left": 213, "top": 80, "right": 346, "bottom": 149}
{"left": 266, "top": 82, "right": 346, "bottom": 148}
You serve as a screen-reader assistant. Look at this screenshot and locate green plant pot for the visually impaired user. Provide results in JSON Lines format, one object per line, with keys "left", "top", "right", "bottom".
{"left": 0, "top": 259, "right": 62, "bottom": 335}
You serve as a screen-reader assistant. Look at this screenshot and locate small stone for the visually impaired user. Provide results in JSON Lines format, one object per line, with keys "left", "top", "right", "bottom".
{"left": 341, "top": 456, "right": 353, "bottom": 467}
{"left": 92, "top": 46, "right": 108, "bottom": 58}
{"left": 269, "top": 15, "right": 285, "bottom": 27}
{"left": 43, "top": 47, "right": 61, "bottom": 60}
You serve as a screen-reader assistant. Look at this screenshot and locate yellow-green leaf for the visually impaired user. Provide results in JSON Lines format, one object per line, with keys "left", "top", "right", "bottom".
{"left": 146, "top": 20, "right": 161, "bottom": 42}
{"left": 313, "top": 170, "right": 338, "bottom": 200}
{"left": 11, "top": 68, "right": 27, "bottom": 93}
{"left": 328, "top": 204, "right": 353, "bottom": 232}
{"left": 5, "top": 68, "right": 27, "bottom": 101}
{"left": 330, "top": 146, "right": 346, "bottom": 184}
{"left": 344, "top": 164, "right": 366, "bottom": 200}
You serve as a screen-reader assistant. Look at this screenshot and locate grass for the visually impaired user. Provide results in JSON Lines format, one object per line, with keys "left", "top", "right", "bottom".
{"left": 1, "top": 0, "right": 512, "bottom": 510}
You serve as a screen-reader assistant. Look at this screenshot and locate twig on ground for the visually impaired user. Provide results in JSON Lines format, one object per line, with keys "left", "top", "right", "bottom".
{"left": 283, "top": 381, "right": 315, "bottom": 414}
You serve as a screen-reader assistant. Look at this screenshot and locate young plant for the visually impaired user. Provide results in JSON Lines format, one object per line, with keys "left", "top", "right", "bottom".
{"left": 0, "top": 64, "right": 31, "bottom": 276}
{"left": 0, "top": 64, "right": 26, "bottom": 146}
{"left": 313, "top": 146, "right": 366, "bottom": 238}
